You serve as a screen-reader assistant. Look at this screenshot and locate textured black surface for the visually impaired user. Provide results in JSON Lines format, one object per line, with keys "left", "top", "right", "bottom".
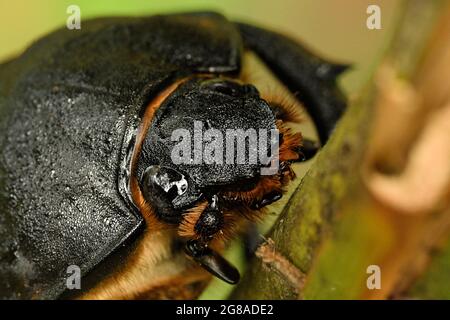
{"left": 136, "top": 78, "right": 276, "bottom": 210}
{"left": 0, "top": 11, "right": 347, "bottom": 299}
{"left": 0, "top": 12, "right": 242, "bottom": 299}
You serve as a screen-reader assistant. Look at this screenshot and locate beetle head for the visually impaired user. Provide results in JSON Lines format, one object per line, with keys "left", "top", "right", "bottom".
{"left": 135, "top": 76, "right": 301, "bottom": 283}
{"left": 137, "top": 76, "right": 279, "bottom": 211}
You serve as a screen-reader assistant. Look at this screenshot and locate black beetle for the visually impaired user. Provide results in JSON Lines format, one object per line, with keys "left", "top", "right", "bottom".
{"left": 0, "top": 12, "right": 347, "bottom": 299}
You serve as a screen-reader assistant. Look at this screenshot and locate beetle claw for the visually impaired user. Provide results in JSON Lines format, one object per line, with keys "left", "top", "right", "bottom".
{"left": 296, "top": 138, "right": 320, "bottom": 162}
{"left": 185, "top": 239, "right": 240, "bottom": 284}
{"left": 250, "top": 190, "right": 282, "bottom": 209}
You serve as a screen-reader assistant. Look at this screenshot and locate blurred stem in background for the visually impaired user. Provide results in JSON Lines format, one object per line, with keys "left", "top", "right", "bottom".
{"left": 231, "top": 0, "right": 450, "bottom": 300}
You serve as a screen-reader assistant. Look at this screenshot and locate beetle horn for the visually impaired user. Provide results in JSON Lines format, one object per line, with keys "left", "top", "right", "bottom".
{"left": 185, "top": 239, "right": 240, "bottom": 284}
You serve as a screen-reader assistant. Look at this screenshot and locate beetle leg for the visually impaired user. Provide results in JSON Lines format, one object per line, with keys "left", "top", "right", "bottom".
{"left": 194, "top": 194, "right": 224, "bottom": 241}
{"left": 237, "top": 23, "right": 348, "bottom": 145}
{"left": 184, "top": 239, "right": 240, "bottom": 284}
{"left": 295, "top": 138, "right": 320, "bottom": 162}
{"left": 242, "top": 223, "right": 261, "bottom": 259}
{"left": 250, "top": 190, "right": 283, "bottom": 210}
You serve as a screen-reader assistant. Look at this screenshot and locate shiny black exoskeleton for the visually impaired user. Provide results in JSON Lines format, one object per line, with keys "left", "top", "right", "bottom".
{"left": 0, "top": 12, "right": 347, "bottom": 298}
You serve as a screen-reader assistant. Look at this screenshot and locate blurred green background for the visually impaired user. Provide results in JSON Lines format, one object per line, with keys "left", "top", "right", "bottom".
{"left": 0, "top": 0, "right": 401, "bottom": 94}
{"left": 0, "top": 0, "right": 403, "bottom": 299}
